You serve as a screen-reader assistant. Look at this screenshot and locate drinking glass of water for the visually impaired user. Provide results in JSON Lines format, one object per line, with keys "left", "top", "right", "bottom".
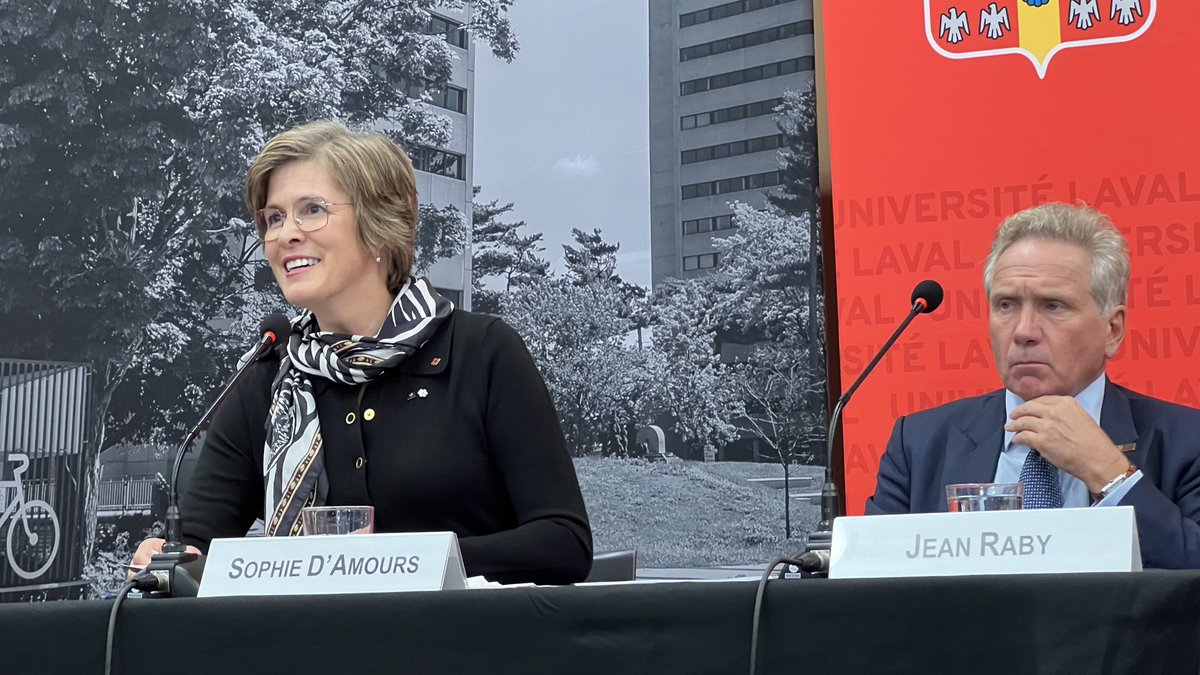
{"left": 301, "top": 506, "right": 375, "bottom": 535}
{"left": 945, "top": 483, "right": 1024, "bottom": 512}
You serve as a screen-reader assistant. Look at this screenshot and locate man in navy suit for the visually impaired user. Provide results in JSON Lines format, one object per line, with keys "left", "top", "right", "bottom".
{"left": 866, "top": 203, "right": 1200, "bottom": 569}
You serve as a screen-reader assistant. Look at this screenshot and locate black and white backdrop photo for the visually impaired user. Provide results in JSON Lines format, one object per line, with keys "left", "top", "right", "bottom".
{"left": 0, "top": 0, "right": 825, "bottom": 600}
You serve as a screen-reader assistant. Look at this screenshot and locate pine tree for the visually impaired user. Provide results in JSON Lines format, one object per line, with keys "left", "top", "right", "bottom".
{"left": 471, "top": 187, "right": 549, "bottom": 314}
{"left": 562, "top": 228, "right": 621, "bottom": 285}
{"left": 562, "top": 227, "right": 648, "bottom": 329}
{"left": 767, "top": 84, "right": 820, "bottom": 218}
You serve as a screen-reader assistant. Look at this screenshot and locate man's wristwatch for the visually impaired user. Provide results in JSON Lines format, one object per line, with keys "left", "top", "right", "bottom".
{"left": 1090, "top": 464, "right": 1138, "bottom": 502}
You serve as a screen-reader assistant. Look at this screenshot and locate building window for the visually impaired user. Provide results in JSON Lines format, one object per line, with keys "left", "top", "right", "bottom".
{"left": 680, "top": 98, "right": 781, "bottom": 131}
{"left": 429, "top": 85, "right": 467, "bottom": 113}
{"left": 679, "top": 0, "right": 800, "bottom": 28}
{"left": 681, "top": 134, "right": 785, "bottom": 165}
{"left": 680, "top": 56, "right": 814, "bottom": 96}
{"left": 682, "top": 170, "right": 782, "bottom": 200}
{"left": 682, "top": 214, "right": 737, "bottom": 235}
{"left": 427, "top": 14, "right": 468, "bottom": 49}
{"left": 680, "top": 20, "right": 813, "bottom": 61}
{"left": 683, "top": 253, "right": 719, "bottom": 271}
{"left": 412, "top": 146, "right": 466, "bottom": 181}
{"left": 407, "top": 81, "right": 468, "bottom": 114}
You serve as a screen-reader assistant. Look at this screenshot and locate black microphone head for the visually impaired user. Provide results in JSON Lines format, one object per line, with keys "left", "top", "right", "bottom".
{"left": 911, "top": 279, "right": 944, "bottom": 314}
{"left": 258, "top": 313, "right": 292, "bottom": 347}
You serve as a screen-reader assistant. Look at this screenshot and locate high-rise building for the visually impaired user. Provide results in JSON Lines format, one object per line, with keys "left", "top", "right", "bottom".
{"left": 412, "top": 4, "right": 476, "bottom": 309}
{"left": 649, "top": 0, "right": 815, "bottom": 288}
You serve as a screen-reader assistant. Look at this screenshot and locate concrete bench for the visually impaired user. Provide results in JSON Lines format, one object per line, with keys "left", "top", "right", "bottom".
{"left": 746, "top": 476, "right": 818, "bottom": 490}
{"left": 746, "top": 477, "right": 821, "bottom": 504}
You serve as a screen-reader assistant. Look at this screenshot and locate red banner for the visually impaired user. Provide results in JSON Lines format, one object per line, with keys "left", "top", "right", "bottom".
{"left": 821, "top": 0, "right": 1200, "bottom": 514}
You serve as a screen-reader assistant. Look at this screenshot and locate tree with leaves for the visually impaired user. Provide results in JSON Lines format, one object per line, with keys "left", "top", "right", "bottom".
{"left": 502, "top": 278, "right": 653, "bottom": 456}
{"left": 650, "top": 277, "right": 743, "bottom": 459}
{"left": 414, "top": 203, "right": 467, "bottom": 276}
{"left": 1, "top": 0, "right": 520, "bottom": 448}
{"left": 0, "top": 1, "right": 242, "bottom": 563}
{"left": 733, "top": 344, "right": 825, "bottom": 538}
{"left": 711, "top": 202, "right": 828, "bottom": 537}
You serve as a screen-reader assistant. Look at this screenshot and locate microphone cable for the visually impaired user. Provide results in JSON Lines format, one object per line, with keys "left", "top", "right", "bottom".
{"left": 748, "top": 556, "right": 806, "bottom": 675}
{"left": 105, "top": 572, "right": 159, "bottom": 675}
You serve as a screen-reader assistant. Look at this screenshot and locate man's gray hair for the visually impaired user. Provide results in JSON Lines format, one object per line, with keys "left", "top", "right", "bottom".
{"left": 982, "top": 202, "right": 1129, "bottom": 316}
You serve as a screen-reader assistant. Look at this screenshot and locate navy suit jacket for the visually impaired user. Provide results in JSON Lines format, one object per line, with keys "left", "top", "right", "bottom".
{"left": 865, "top": 379, "right": 1200, "bottom": 569}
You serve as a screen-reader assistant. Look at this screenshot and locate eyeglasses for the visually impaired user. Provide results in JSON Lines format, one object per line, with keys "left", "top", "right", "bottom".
{"left": 254, "top": 198, "right": 352, "bottom": 242}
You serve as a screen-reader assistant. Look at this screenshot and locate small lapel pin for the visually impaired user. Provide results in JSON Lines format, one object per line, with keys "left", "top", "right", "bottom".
{"left": 418, "top": 388, "right": 429, "bottom": 398}
{"left": 430, "top": 357, "right": 442, "bottom": 366}
{"left": 1116, "top": 443, "right": 1136, "bottom": 453}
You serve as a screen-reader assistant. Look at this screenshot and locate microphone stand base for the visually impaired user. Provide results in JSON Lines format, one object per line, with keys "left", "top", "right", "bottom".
{"left": 142, "top": 550, "right": 201, "bottom": 598}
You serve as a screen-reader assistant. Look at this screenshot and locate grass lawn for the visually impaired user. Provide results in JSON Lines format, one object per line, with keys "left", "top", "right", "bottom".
{"left": 575, "top": 457, "right": 817, "bottom": 568}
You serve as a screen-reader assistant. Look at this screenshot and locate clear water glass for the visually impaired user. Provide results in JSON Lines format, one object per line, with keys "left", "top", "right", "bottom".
{"left": 301, "top": 506, "right": 375, "bottom": 535}
{"left": 945, "top": 483, "right": 1024, "bottom": 512}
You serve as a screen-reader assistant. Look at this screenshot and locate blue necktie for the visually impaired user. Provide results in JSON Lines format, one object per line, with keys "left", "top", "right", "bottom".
{"left": 1020, "top": 450, "right": 1063, "bottom": 509}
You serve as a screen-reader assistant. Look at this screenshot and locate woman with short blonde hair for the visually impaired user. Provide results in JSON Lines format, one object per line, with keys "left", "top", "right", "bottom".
{"left": 133, "top": 120, "right": 592, "bottom": 585}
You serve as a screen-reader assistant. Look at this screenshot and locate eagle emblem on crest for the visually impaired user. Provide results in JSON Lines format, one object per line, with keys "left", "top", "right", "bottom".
{"left": 925, "top": 0, "right": 1155, "bottom": 78}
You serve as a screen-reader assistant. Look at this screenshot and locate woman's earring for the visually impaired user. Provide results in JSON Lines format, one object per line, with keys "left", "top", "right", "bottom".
{"left": 375, "top": 255, "right": 381, "bottom": 263}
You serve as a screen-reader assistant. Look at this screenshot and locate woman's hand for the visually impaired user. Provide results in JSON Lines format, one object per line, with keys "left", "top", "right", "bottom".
{"left": 128, "top": 538, "right": 201, "bottom": 579}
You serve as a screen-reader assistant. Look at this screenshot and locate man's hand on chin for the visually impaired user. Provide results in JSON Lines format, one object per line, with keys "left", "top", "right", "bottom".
{"left": 1006, "top": 395, "right": 1130, "bottom": 494}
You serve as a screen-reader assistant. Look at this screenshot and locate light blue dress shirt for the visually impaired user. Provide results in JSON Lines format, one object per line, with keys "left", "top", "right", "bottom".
{"left": 994, "top": 372, "right": 1141, "bottom": 507}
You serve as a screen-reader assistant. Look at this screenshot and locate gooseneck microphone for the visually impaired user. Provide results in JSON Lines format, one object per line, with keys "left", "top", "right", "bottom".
{"left": 804, "top": 280, "right": 944, "bottom": 568}
{"left": 137, "top": 313, "right": 290, "bottom": 597}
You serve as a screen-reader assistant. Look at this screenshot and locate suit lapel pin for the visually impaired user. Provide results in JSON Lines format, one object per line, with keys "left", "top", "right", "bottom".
{"left": 418, "top": 388, "right": 428, "bottom": 398}
{"left": 431, "top": 357, "right": 442, "bottom": 366}
{"left": 1116, "top": 443, "right": 1136, "bottom": 453}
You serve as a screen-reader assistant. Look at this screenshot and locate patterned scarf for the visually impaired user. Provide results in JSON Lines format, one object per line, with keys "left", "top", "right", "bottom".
{"left": 256, "top": 277, "right": 454, "bottom": 536}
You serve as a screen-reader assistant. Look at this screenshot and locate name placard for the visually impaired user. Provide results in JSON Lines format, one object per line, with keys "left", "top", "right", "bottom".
{"left": 830, "top": 507, "right": 1141, "bottom": 579}
{"left": 198, "top": 531, "right": 466, "bottom": 597}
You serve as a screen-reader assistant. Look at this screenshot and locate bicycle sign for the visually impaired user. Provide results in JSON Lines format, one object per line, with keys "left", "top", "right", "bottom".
{"left": 1, "top": 453, "right": 61, "bottom": 579}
